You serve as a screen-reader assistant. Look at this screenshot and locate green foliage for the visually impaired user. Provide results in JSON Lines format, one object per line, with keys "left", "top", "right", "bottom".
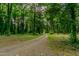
{"left": 0, "top": 3, "right": 78, "bottom": 43}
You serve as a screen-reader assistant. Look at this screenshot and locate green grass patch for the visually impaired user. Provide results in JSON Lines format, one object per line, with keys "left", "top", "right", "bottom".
{"left": 0, "top": 34, "right": 40, "bottom": 41}
{"left": 48, "top": 33, "right": 79, "bottom": 56}
{"left": 0, "top": 34, "right": 41, "bottom": 48}
{"left": 48, "top": 33, "right": 69, "bottom": 41}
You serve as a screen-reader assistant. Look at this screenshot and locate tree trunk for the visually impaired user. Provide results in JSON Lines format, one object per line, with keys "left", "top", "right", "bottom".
{"left": 6, "top": 3, "right": 12, "bottom": 35}
{"left": 69, "top": 4, "right": 77, "bottom": 43}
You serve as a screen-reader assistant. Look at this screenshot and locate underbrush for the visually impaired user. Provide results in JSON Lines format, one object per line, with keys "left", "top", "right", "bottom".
{"left": 48, "top": 33, "right": 79, "bottom": 56}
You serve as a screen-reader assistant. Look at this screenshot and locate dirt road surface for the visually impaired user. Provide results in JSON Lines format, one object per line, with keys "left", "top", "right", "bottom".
{"left": 0, "top": 34, "right": 53, "bottom": 56}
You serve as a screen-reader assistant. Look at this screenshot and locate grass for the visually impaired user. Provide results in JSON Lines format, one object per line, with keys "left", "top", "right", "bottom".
{"left": 0, "top": 34, "right": 40, "bottom": 48}
{"left": 48, "top": 33, "right": 79, "bottom": 56}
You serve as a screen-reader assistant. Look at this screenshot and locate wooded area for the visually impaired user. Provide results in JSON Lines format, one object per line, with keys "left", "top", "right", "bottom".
{"left": 0, "top": 3, "right": 78, "bottom": 43}
{"left": 0, "top": 3, "right": 79, "bottom": 56}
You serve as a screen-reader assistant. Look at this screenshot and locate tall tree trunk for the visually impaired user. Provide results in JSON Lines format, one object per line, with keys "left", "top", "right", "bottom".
{"left": 33, "top": 4, "right": 36, "bottom": 34}
{"left": 0, "top": 4, "right": 4, "bottom": 35}
{"left": 6, "top": 3, "right": 12, "bottom": 35}
{"left": 69, "top": 4, "right": 77, "bottom": 43}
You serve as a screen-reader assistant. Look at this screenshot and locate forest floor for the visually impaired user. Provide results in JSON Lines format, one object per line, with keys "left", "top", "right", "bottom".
{"left": 0, "top": 34, "right": 79, "bottom": 56}
{"left": 0, "top": 34, "right": 39, "bottom": 48}
{"left": 0, "top": 34, "right": 53, "bottom": 56}
{"left": 48, "top": 33, "right": 79, "bottom": 56}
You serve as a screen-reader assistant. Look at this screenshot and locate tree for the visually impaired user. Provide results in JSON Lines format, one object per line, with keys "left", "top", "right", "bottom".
{"left": 68, "top": 4, "right": 77, "bottom": 43}
{"left": 47, "top": 4, "right": 62, "bottom": 33}
{"left": 6, "top": 3, "right": 12, "bottom": 35}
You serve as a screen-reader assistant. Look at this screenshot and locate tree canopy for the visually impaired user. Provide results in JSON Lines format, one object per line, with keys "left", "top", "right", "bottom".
{"left": 0, "top": 3, "right": 78, "bottom": 43}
